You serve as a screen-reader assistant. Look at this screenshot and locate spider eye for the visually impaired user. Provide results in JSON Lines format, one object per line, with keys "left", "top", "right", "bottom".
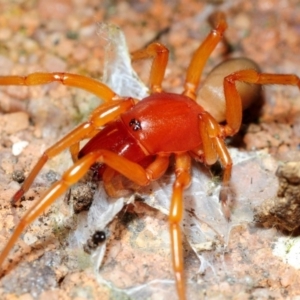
{"left": 129, "top": 118, "right": 142, "bottom": 131}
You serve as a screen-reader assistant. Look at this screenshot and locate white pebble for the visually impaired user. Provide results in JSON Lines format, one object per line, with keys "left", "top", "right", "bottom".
{"left": 12, "top": 141, "right": 29, "bottom": 156}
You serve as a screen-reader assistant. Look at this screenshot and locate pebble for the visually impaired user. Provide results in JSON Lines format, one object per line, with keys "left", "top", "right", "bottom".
{"left": 12, "top": 141, "right": 29, "bottom": 156}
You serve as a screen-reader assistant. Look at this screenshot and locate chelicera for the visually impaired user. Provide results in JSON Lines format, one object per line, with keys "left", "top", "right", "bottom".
{"left": 0, "top": 11, "right": 300, "bottom": 300}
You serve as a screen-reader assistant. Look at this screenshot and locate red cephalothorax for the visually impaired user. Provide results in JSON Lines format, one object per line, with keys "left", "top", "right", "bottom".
{"left": 120, "top": 92, "right": 205, "bottom": 154}
{"left": 0, "top": 11, "right": 299, "bottom": 300}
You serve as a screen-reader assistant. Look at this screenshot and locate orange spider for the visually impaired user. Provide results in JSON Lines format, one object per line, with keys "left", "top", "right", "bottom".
{"left": 0, "top": 12, "right": 300, "bottom": 300}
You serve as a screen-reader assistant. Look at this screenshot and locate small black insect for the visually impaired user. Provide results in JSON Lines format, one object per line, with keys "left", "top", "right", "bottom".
{"left": 92, "top": 231, "right": 106, "bottom": 244}
{"left": 83, "top": 230, "right": 106, "bottom": 254}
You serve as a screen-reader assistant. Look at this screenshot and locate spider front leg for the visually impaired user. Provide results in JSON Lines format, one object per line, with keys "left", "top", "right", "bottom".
{"left": 197, "top": 111, "right": 233, "bottom": 219}
{"left": 0, "top": 151, "right": 170, "bottom": 272}
{"left": 11, "top": 98, "right": 135, "bottom": 205}
{"left": 169, "top": 153, "right": 191, "bottom": 300}
{"left": 0, "top": 73, "right": 120, "bottom": 102}
{"left": 183, "top": 11, "right": 227, "bottom": 100}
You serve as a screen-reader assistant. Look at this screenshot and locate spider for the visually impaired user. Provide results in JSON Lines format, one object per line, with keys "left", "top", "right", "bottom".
{"left": 0, "top": 11, "right": 300, "bottom": 300}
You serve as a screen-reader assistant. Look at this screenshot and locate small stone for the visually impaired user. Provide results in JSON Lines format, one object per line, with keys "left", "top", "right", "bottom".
{"left": 12, "top": 170, "right": 26, "bottom": 183}
{"left": 12, "top": 141, "right": 29, "bottom": 156}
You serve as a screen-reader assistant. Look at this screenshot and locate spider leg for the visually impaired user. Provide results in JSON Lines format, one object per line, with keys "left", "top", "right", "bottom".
{"left": 213, "top": 137, "right": 233, "bottom": 219}
{"left": 70, "top": 142, "right": 85, "bottom": 163}
{"left": 198, "top": 112, "right": 233, "bottom": 219}
{"left": 198, "top": 112, "right": 219, "bottom": 165}
{"left": 0, "top": 150, "right": 170, "bottom": 271}
{"left": 223, "top": 70, "right": 300, "bottom": 136}
{"left": 0, "top": 73, "right": 121, "bottom": 102}
{"left": 169, "top": 152, "right": 191, "bottom": 300}
{"left": 183, "top": 11, "right": 227, "bottom": 100}
{"left": 131, "top": 43, "right": 169, "bottom": 93}
{"left": 102, "top": 167, "right": 120, "bottom": 197}
{"left": 11, "top": 99, "right": 135, "bottom": 205}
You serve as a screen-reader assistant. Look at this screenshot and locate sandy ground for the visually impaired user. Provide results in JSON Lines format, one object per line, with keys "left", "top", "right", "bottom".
{"left": 0, "top": 0, "right": 300, "bottom": 299}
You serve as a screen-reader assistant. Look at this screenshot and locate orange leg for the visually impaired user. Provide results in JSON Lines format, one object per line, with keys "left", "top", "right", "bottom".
{"left": 11, "top": 98, "right": 135, "bottom": 205}
{"left": 198, "top": 112, "right": 233, "bottom": 218}
{"left": 69, "top": 142, "right": 84, "bottom": 163}
{"left": 131, "top": 43, "right": 169, "bottom": 93}
{"left": 223, "top": 70, "right": 300, "bottom": 136}
{"left": 0, "top": 73, "right": 121, "bottom": 102}
{"left": 102, "top": 167, "right": 120, "bottom": 197}
{"left": 183, "top": 12, "right": 227, "bottom": 100}
{"left": 169, "top": 152, "right": 191, "bottom": 300}
{"left": 198, "top": 111, "right": 232, "bottom": 184}
{"left": 197, "top": 112, "right": 219, "bottom": 165}
{"left": 214, "top": 137, "right": 233, "bottom": 219}
{"left": 0, "top": 151, "right": 170, "bottom": 271}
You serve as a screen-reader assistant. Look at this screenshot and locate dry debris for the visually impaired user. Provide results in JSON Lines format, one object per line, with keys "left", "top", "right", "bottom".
{"left": 254, "top": 162, "right": 300, "bottom": 231}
